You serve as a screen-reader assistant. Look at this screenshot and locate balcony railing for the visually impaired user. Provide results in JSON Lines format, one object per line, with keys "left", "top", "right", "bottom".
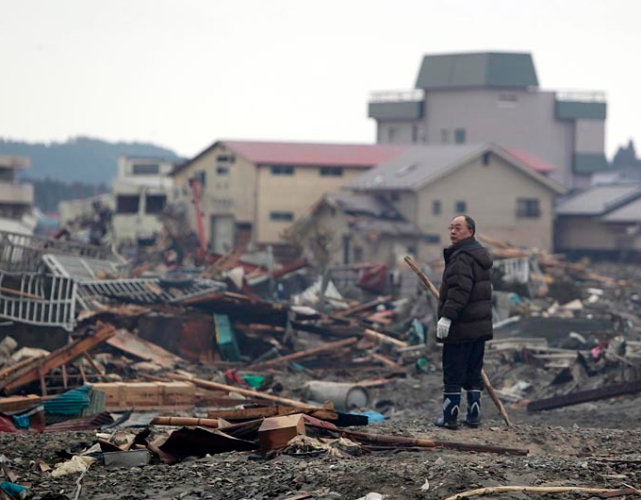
{"left": 0, "top": 182, "right": 34, "bottom": 205}
{"left": 369, "top": 89, "right": 425, "bottom": 103}
{"left": 555, "top": 90, "right": 606, "bottom": 103}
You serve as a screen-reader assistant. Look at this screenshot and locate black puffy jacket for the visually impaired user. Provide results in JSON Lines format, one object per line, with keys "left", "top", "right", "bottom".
{"left": 437, "top": 237, "right": 493, "bottom": 343}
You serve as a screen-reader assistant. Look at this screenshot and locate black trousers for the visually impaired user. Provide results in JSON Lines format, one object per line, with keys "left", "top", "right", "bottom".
{"left": 442, "top": 340, "right": 485, "bottom": 393}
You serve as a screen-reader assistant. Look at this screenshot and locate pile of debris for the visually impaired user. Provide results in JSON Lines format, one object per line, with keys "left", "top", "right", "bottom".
{"left": 2, "top": 228, "right": 641, "bottom": 499}
{"left": 475, "top": 235, "right": 641, "bottom": 413}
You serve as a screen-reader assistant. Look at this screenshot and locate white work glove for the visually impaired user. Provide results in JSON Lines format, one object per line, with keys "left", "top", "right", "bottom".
{"left": 436, "top": 317, "right": 452, "bottom": 340}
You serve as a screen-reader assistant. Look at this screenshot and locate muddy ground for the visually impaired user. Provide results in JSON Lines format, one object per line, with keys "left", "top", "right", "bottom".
{"left": 1, "top": 372, "right": 641, "bottom": 500}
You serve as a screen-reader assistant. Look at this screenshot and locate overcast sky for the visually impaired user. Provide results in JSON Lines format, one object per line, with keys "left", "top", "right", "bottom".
{"left": 0, "top": 0, "right": 639, "bottom": 158}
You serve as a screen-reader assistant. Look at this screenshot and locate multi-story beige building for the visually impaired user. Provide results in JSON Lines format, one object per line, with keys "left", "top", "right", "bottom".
{"left": 0, "top": 155, "right": 35, "bottom": 234}
{"left": 368, "top": 52, "right": 607, "bottom": 189}
{"left": 111, "top": 156, "right": 176, "bottom": 245}
{"left": 342, "top": 143, "right": 565, "bottom": 262}
{"left": 170, "top": 141, "right": 406, "bottom": 252}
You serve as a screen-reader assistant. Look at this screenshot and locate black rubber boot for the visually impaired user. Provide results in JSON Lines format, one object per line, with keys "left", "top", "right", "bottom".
{"left": 465, "top": 390, "right": 482, "bottom": 428}
{"left": 434, "top": 392, "right": 460, "bottom": 430}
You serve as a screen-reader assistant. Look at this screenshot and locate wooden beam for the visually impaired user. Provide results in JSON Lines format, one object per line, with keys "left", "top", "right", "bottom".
{"left": 0, "top": 326, "right": 115, "bottom": 395}
{"left": 369, "top": 352, "right": 404, "bottom": 371}
{"left": 334, "top": 295, "right": 392, "bottom": 318}
{"left": 247, "top": 337, "right": 359, "bottom": 370}
{"left": 363, "top": 329, "right": 407, "bottom": 348}
{"left": 344, "top": 430, "right": 528, "bottom": 456}
{"left": 82, "top": 351, "right": 106, "bottom": 380}
{"left": 527, "top": 379, "right": 641, "bottom": 412}
{"left": 167, "top": 373, "right": 320, "bottom": 409}
{"left": 151, "top": 416, "right": 219, "bottom": 428}
{"left": 444, "top": 486, "right": 639, "bottom": 500}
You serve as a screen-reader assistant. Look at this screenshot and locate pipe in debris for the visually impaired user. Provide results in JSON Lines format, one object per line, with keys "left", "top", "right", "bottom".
{"left": 403, "top": 255, "right": 512, "bottom": 428}
{"left": 151, "top": 417, "right": 219, "bottom": 428}
{"left": 343, "top": 430, "right": 528, "bottom": 456}
{"left": 167, "top": 373, "right": 321, "bottom": 409}
{"left": 247, "top": 337, "right": 359, "bottom": 370}
{"left": 302, "top": 381, "right": 370, "bottom": 411}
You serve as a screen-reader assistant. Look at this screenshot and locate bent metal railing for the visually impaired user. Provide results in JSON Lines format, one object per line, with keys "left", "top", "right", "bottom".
{"left": 0, "top": 230, "right": 115, "bottom": 273}
{"left": 0, "top": 271, "right": 77, "bottom": 331}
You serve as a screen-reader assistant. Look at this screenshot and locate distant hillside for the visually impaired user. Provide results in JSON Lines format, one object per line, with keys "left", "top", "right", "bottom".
{"left": 0, "top": 136, "right": 181, "bottom": 184}
{"left": 25, "top": 178, "right": 110, "bottom": 213}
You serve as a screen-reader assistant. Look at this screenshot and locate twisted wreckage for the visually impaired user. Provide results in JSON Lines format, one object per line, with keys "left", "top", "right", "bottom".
{"left": 0, "top": 229, "right": 640, "bottom": 498}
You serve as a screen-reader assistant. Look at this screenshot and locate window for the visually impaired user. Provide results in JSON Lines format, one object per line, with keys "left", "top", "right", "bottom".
{"left": 440, "top": 129, "right": 449, "bottom": 144}
{"left": 116, "top": 195, "right": 140, "bottom": 214}
{"left": 320, "top": 167, "right": 344, "bottom": 177}
{"left": 271, "top": 165, "right": 294, "bottom": 176}
{"left": 497, "top": 93, "right": 519, "bottom": 108}
{"left": 455, "top": 201, "right": 467, "bottom": 213}
{"left": 425, "top": 234, "right": 441, "bottom": 244}
{"left": 412, "top": 124, "right": 419, "bottom": 143}
{"left": 389, "top": 192, "right": 400, "bottom": 202}
{"left": 387, "top": 127, "right": 396, "bottom": 142}
{"left": 145, "top": 194, "right": 167, "bottom": 214}
{"left": 192, "top": 170, "right": 206, "bottom": 186}
{"left": 353, "top": 246, "right": 364, "bottom": 263}
{"left": 216, "top": 154, "right": 235, "bottom": 163}
{"left": 270, "top": 211, "right": 294, "bottom": 222}
{"left": 482, "top": 152, "right": 491, "bottom": 166}
{"left": 132, "top": 164, "right": 160, "bottom": 175}
{"left": 216, "top": 166, "right": 229, "bottom": 175}
{"left": 455, "top": 128, "right": 466, "bottom": 144}
{"left": 432, "top": 200, "right": 442, "bottom": 215}
{"left": 517, "top": 198, "right": 541, "bottom": 218}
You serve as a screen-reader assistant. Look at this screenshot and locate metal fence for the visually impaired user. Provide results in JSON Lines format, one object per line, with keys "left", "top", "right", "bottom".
{"left": 0, "top": 271, "right": 77, "bottom": 331}
{"left": 0, "top": 230, "right": 116, "bottom": 273}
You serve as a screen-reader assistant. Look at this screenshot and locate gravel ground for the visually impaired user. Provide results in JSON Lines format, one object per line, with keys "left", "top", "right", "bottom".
{"left": 2, "top": 373, "right": 641, "bottom": 500}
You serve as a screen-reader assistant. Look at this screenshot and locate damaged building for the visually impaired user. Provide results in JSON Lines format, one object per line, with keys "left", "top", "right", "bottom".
{"left": 0, "top": 155, "right": 35, "bottom": 235}
{"left": 169, "top": 140, "right": 406, "bottom": 254}
{"left": 290, "top": 143, "right": 565, "bottom": 263}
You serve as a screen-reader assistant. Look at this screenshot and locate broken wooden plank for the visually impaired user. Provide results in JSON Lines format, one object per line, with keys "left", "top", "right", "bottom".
{"left": 0, "top": 325, "right": 116, "bottom": 395}
{"left": 151, "top": 416, "right": 219, "bottom": 428}
{"left": 343, "top": 430, "right": 528, "bottom": 456}
{"left": 0, "top": 394, "right": 45, "bottom": 413}
{"left": 167, "top": 373, "right": 321, "bottom": 409}
{"left": 246, "top": 337, "right": 359, "bottom": 370}
{"left": 527, "top": 379, "right": 641, "bottom": 412}
{"left": 82, "top": 352, "right": 106, "bottom": 380}
{"left": 334, "top": 295, "right": 392, "bottom": 318}
{"left": 363, "top": 329, "right": 407, "bottom": 348}
{"left": 207, "top": 406, "right": 300, "bottom": 421}
{"left": 369, "top": 352, "right": 404, "bottom": 370}
{"left": 106, "top": 329, "right": 186, "bottom": 368}
{"left": 444, "top": 486, "right": 639, "bottom": 500}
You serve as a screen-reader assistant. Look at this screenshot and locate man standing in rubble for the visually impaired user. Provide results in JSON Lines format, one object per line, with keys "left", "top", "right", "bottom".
{"left": 434, "top": 215, "right": 493, "bottom": 430}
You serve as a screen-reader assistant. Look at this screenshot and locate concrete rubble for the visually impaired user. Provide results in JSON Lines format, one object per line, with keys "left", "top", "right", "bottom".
{"left": 1, "top": 229, "right": 641, "bottom": 499}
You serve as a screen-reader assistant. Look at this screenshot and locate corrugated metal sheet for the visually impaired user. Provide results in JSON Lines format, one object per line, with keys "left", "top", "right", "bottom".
{"left": 44, "top": 385, "right": 92, "bottom": 416}
{"left": 45, "top": 411, "right": 114, "bottom": 432}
